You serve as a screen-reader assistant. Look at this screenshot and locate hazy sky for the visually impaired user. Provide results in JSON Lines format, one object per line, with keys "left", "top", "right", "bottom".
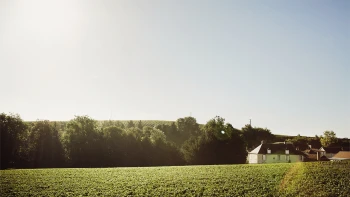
{"left": 1, "top": 0, "right": 349, "bottom": 137}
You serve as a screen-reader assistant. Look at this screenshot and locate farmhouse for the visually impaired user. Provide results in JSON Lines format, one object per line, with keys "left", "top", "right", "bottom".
{"left": 303, "top": 145, "right": 327, "bottom": 161}
{"left": 248, "top": 141, "right": 304, "bottom": 164}
{"left": 302, "top": 144, "right": 350, "bottom": 161}
{"left": 329, "top": 151, "right": 350, "bottom": 161}
{"left": 318, "top": 147, "right": 350, "bottom": 160}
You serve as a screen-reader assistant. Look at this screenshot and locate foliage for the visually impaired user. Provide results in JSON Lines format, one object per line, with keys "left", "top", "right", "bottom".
{"left": 61, "top": 116, "right": 104, "bottom": 167}
{"left": 136, "top": 120, "right": 143, "bottom": 129}
{"left": 182, "top": 116, "right": 247, "bottom": 165}
{"left": 0, "top": 112, "right": 341, "bottom": 169}
{"left": 320, "top": 130, "right": 338, "bottom": 147}
{"left": 286, "top": 134, "right": 309, "bottom": 150}
{"left": 108, "top": 120, "right": 174, "bottom": 128}
{"left": 155, "top": 122, "right": 180, "bottom": 145}
{"left": 241, "top": 124, "right": 274, "bottom": 150}
{"left": 126, "top": 120, "right": 135, "bottom": 128}
{"left": 27, "top": 120, "right": 65, "bottom": 168}
{"left": 0, "top": 113, "right": 27, "bottom": 169}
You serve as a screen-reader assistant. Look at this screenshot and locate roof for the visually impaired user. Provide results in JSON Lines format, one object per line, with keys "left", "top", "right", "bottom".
{"left": 272, "top": 142, "right": 293, "bottom": 144}
{"left": 304, "top": 148, "right": 321, "bottom": 154}
{"left": 320, "top": 156, "right": 330, "bottom": 161}
{"left": 329, "top": 151, "right": 350, "bottom": 160}
{"left": 321, "top": 147, "right": 350, "bottom": 153}
{"left": 249, "top": 143, "right": 302, "bottom": 155}
{"left": 305, "top": 154, "right": 317, "bottom": 160}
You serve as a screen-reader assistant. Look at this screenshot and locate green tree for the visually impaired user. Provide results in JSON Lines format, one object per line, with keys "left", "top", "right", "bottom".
{"left": 149, "top": 128, "right": 166, "bottom": 145}
{"left": 127, "top": 120, "right": 135, "bottom": 128}
{"left": 0, "top": 113, "right": 27, "bottom": 169}
{"left": 102, "top": 126, "right": 125, "bottom": 166}
{"left": 242, "top": 124, "right": 273, "bottom": 150}
{"left": 62, "top": 116, "right": 104, "bottom": 167}
{"left": 155, "top": 122, "right": 182, "bottom": 146}
{"left": 27, "top": 120, "right": 65, "bottom": 168}
{"left": 320, "top": 130, "right": 337, "bottom": 147}
{"left": 286, "top": 134, "right": 309, "bottom": 151}
{"left": 115, "top": 121, "right": 125, "bottom": 129}
{"left": 136, "top": 120, "right": 143, "bottom": 129}
{"left": 182, "top": 116, "right": 247, "bottom": 165}
{"left": 175, "top": 116, "right": 200, "bottom": 145}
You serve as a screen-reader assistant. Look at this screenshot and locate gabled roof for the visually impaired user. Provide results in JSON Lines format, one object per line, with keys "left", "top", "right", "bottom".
{"left": 249, "top": 143, "right": 302, "bottom": 155}
{"left": 330, "top": 151, "right": 350, "bottom": 160}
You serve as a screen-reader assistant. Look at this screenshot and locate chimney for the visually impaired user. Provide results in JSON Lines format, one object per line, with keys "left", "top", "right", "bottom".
{"left": 261, "top": 140, "right": 265, "bottom": 144}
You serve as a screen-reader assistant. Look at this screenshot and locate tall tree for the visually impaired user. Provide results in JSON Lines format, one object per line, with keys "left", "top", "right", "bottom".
{"left": 286, "top": 134, "right": 309, "bottom": 151}
{"left": 27, "top": 120, "right": 65, "bottom": 168}
{"left": 102, "top": 126, "right": 125, "bottom": 166}
{"left": 0, "top": 113, "right": 27, "bottom": 169}
{"left": 62, "top": 116, "right": 104, "bottom": 167}
{"left": 320, "top": 130, "right": 337, "bottom": 147}
{"left": 242, "top": 124, "right": 273, "bottom": 150}
{"left": 182, "top": 116, "right": 247, "bottom": 165}
{"left": 175, "top": 116, "right": 200, "bottom": 145}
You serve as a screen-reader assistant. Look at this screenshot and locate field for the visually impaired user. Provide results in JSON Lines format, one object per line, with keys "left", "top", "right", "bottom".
{"left": 1, "top": 162, "right": 349, "bottom": 197}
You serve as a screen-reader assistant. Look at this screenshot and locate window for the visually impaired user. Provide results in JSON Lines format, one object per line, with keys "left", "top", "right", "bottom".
{"left": 286, "top": 155, "right": 290, "bottom": 161}
{"left": 263, "top": 155, "right": 266, "bottom": 161}
{"left": 267, "top": 149, "right": 271, "bottom": 154}
{"left": 285, "top": 150, "right": 289, "bottom": 154}
{"left": 277, "top": 155, "right": 280, "bottom": 160}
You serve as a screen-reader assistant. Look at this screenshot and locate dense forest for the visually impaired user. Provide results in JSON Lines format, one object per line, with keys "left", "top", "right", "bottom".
{"left": 0, "top": 113, "right": 347, "bottom": 169}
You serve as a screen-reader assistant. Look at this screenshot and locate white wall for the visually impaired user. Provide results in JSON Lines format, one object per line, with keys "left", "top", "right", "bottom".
{"left": 248, "top": 154, "right": 258, "bottom": 164}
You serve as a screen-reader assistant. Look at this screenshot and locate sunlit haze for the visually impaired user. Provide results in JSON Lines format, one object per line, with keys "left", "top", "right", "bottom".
{"left": 1, "top": 0, "right": 349, "bottom": 137}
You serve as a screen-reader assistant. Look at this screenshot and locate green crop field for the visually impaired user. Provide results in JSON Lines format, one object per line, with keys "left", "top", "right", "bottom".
{"left": 1, "top": 162, "right": 349, "bottom": 197}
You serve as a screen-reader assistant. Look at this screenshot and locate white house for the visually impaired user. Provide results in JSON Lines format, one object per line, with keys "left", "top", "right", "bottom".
{"left": 248, "top": 141, "right": 304, "bottom": 164}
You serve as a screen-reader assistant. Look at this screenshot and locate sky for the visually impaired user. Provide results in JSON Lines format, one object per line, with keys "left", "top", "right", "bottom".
{"left": 0, "top": 0, "right": 349, "bottom": 138}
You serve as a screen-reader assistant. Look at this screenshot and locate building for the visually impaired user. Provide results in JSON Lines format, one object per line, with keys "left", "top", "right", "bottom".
{"left": 303, "top": 148, "right": 320, "bottom": 161}
{"left": 318, "top": 147, "right": 350, "bottom": 160}
{"left": 248, "top": 141, "right": 304, "bottom": 164}
{"left": 329, "top": 151, "right": 350, "bottom": 161}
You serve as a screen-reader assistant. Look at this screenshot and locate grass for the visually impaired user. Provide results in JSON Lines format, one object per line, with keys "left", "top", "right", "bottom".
{"left": 1, "top": 162, "right": 349, "bottom": 197}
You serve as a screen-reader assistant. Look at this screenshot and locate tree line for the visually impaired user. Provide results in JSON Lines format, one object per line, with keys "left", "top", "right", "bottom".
{"left": 1, "top": 112, "right": 345, "bottom": 169}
